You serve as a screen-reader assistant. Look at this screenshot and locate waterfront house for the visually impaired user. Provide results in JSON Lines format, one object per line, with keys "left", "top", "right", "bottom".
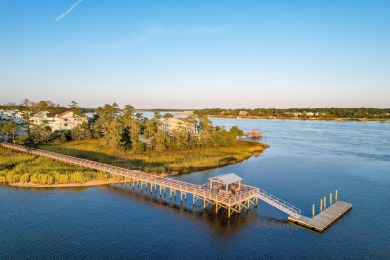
{"left": 31, "top": 111, "right": 87, "bottom": 131}
{"left": 31, "top": 111, "right": 56, "bottom": 128}
{"left": 158, "top": 117, "right": 199, "bottom": 136}
{"left": 52, "top": 111, "right": 87, "bottom": 131}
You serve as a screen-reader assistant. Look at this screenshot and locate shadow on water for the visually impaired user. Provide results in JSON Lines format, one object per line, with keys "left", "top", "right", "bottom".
{"left": 100, "top": 183, "right": 291, "bottom": 235}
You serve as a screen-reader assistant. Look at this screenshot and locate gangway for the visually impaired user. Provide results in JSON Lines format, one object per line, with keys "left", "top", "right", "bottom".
{"left": 256, "top": 189, "right": 302, "bottom": 218}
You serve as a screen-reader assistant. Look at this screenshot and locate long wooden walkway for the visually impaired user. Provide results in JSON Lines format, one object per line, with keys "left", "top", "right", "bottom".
{"left": 1, "top": 142, "right": 352, "bottom": 231}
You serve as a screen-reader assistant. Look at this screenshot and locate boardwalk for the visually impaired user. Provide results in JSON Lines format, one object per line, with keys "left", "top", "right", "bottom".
{"left": 1, "top": 142, "right": 352, "bottom": 231}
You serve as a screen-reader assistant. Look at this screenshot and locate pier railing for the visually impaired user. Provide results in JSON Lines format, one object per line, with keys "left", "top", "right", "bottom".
{"left": 257, "top": 189, "right": 301, "bottom": 218}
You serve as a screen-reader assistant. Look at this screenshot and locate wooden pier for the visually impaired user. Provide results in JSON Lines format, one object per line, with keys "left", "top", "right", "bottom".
{"left": 1, "top": 142, "right": 352, "bottom": 232}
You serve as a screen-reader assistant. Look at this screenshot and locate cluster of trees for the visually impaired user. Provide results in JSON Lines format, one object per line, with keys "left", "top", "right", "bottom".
{"left": 0, "top": 99, "right": 94, "bottom": 114}
{"left": 91, "top": 104, "right": 243, "bottom": 152}
{"left": 2, "top": 99, "right": 245, "bottom": 152}
{"left": 195, "top": 108, "right": 390, "bottom": 119}
{"left": 0, "top": 121, "right": 19, "bottom": 143}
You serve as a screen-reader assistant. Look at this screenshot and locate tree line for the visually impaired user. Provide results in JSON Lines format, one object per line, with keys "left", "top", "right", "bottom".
{"left": 194, "top": 107, "right": 390, "bottom": 119}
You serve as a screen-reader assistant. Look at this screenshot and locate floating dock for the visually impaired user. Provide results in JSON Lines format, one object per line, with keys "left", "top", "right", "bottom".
{"left": 288, "top": 201, "right": 352, "bottom": 232}
{"left": 1, "top": 142, "right": 352, "bottom": 232}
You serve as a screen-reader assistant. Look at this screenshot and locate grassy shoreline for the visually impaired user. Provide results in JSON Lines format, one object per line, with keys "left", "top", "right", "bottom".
{"left": 0, "top": 140, "right": 268, "bottom": 187}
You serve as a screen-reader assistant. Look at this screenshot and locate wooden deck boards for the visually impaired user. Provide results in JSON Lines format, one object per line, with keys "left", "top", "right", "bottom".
{"left": 288, "top": 201, "right": 352, "bottom": 232}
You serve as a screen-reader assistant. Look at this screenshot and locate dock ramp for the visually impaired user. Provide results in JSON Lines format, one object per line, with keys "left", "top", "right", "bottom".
{"left": 256, "top": 190, "right": 302, "bottom": 218}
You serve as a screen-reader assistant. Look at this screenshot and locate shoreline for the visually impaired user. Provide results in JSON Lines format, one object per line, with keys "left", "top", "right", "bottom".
{"left": 8, "top": 179, "right": 127, "bottom": 188}
{"left": 206, "top": 115, "right": 390, "bottom": 122}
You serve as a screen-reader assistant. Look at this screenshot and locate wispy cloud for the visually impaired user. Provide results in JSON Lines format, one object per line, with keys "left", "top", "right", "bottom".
{"left": 82, "top": 23, "right": 231, "bottom": 50}
{"left": 55, "top": 0, "right": 83, "bottom": 22}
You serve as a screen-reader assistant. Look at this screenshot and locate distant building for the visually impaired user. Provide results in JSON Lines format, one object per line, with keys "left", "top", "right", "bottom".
{"left": 0, "top": 109, "right": 26, "bottom": 123}
{"left": 31, "top": 111, "right": 87, "bottom": 131}
{"left": 158, "top": 117, "right": 198, "bottom": 136}
{"left": 31, "top": 111, "right": 56, "bottom": 127}
{"left": 53, "top": 111, "right": 87, "bottom": 131}
{"left": 239, "top": 111, "right": 248, "bottom": 116}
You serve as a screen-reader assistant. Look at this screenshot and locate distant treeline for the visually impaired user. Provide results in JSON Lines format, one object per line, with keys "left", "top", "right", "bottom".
{"left": 0, "top": 99, "right": 95, "bottom": 114}
{"left": 194, "top": 108, "right": 390, "bottom": 119}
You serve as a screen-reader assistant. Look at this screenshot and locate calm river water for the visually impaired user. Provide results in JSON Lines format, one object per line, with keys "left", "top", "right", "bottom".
{"left": 1, "top": 119, "right": 389, "bottom": 259}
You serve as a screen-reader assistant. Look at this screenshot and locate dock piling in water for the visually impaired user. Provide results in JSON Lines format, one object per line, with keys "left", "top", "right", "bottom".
{"left": 312, "top": 204, "right": 315, "bottom": 217}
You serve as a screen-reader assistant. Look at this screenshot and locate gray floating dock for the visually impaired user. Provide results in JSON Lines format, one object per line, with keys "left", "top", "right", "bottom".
{"left": 288, "top": 201, "right": 352, "bottom": 232}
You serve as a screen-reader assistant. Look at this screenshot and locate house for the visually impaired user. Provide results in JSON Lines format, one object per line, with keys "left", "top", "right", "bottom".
{"left": 31, "top": 111, "right": 87, "bottom": 131}
{"left": 31, "top": 111, "right": 56, "bottom": 128}
{"left": 52, "top": 111, "right": 87, "bottom": 131}
{"left": 239, "top": 111, "right": 248, "bottom": 116}
{"left": 158, "top": 117, "right": 198, "bottom": 136}
{"left": 306, "top": 112, "right": 314, "bottom": 117}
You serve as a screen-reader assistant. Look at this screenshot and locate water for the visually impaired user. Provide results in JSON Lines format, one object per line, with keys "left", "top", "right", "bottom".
{"left": 1, "top": 119, "right": 389, "bottom": 259}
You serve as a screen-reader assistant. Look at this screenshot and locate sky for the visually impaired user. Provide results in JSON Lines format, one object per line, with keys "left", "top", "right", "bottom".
{"left": 0, "top": 0, "right": 389, "bottom": 109}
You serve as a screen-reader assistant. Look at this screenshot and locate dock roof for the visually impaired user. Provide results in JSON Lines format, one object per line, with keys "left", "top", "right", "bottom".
{"left": 211, "top": 173, "right": 242, "bottom": 184}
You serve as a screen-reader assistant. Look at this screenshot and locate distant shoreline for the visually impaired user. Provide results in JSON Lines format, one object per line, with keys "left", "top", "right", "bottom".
{"left": 206, "top": 115, "right": 389, "bottom": 122}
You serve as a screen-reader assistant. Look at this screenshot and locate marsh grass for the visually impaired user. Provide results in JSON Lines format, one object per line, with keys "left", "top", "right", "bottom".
{"left": 0, "top": 147, "right": 112, "bottom": 185}
{"left": 39, "top": 139, "right": 268, "bottom": 174}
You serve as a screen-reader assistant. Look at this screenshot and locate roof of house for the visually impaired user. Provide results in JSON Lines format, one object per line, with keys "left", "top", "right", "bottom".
{"left": 56, "top": 111, "right": 73, "bottom": 118}
{"left": 210, "top": 173, "right": 242, "bottom": 184}
{"left": 46, "top": 113, "right": 56, "bottom": 118}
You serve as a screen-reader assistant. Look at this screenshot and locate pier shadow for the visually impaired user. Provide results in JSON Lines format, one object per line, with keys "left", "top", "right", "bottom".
{"left": 102, "top": 183, "right": 292, "bottom": 235}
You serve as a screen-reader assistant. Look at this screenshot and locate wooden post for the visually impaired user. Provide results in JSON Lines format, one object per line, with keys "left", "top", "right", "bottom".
{"left": 330, "top": 193, "right": 332, "bottom": 205}
{"left": 324, "top": 196, "right": 327, "bottom": 209}
{"left": 312, "top": 204, "right": 315, "bottom": 217}
{"left": 215, "top": 195, "right": 218, "bottom": 213}
{"left": 335, "top": 190, "right": 338, "bottom": 201}
{"left": 320, "top": 199, "right": 323, "bottom": 212}
{"left": 193, "top": 188, "right": 196, "bottom": 205}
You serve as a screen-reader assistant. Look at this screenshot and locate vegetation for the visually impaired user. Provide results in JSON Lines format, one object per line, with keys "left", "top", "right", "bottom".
{"left": 39, "top": 139, "right": 268, "bottom": 174}
{"left": 1, "top": 99, "right": 95, "bottom": 114}
{"left": 195, "top": 107, "right": 390, "bottom": 120}
{"left": 1, "top": 99, "right": 269, "bottom": 185}
{"left": 0, "top": 121, "right": 19, "bottom": 143}
{"left": 0, "top": 147, "right": 113, "bottom": 185}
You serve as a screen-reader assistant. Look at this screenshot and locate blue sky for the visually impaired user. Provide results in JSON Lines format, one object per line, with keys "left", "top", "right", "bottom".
{"left": 1, "top": 0, "right": 389, "bottom": 108}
